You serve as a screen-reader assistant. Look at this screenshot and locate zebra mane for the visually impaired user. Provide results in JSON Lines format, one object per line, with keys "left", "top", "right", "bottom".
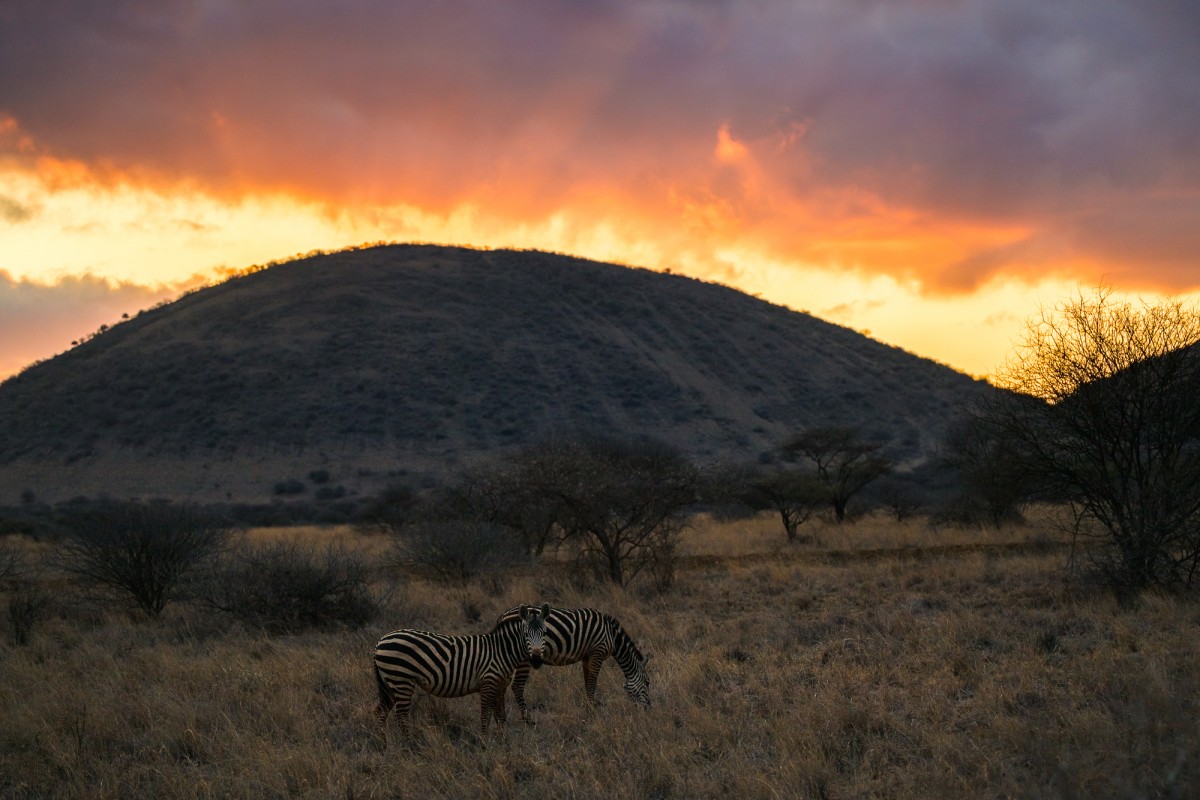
{"left": 608, "top": 615, "right": 644, "bottom": 665}
{"left": 490, "top": 603, "right": 549, "bottom": 634}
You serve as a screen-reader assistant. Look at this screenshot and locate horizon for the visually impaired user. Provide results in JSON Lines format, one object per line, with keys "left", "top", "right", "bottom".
{"left": 3, "top": 1, "right": 1199, "bottom": 381}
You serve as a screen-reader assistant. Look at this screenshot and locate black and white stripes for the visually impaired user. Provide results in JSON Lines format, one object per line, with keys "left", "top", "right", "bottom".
{"left": 494, "top": 604, "right": 652, "bottom": 722}
{"left": 373, "top": 602, "right": 549, "bottom": 739}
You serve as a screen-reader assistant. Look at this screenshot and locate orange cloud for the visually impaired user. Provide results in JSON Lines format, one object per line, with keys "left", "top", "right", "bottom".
{"left": 3, "top": 0, "right": 1200, "bottom": 379}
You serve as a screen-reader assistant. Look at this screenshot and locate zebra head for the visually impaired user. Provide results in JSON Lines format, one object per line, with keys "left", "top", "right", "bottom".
{"left": 518, "top": 602, "right": 551, "bottom": 669}
{"left": 625, "top": 653, "right": 652, "bottom": 707}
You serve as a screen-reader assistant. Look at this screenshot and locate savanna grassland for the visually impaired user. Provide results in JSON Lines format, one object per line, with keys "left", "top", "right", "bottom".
{"left": 3, "top": 513, "right": 1199, "bottom": 799}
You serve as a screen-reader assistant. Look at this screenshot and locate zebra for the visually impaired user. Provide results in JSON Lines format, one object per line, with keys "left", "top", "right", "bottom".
{"left": 373, "top": 602, "right": 550, "bottom": 740}
{"left": 494, "top": 604, "right": 651, "bottom": 723}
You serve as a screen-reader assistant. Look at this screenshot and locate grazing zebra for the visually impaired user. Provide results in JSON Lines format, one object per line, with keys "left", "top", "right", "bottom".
{"left": 494, "top": 605, "right": 651, "bottom": 722}
{"left": 373, "top": 603, "right": 550, "bottom": 740}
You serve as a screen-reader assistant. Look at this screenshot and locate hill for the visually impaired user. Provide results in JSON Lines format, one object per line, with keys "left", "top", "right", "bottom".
{"left": 0, "top": 244, "right": 991, "bottom": 503}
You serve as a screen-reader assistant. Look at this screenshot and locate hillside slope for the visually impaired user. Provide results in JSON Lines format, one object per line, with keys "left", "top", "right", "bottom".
{"left": 0, "top": 245, "right": 989, "bottom": 502}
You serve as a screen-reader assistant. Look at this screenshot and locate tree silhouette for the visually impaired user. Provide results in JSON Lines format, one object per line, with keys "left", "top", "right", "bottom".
{"left": 744, "top": 470, "right": 826, "bottom": 541}
{"left": 783, "top": 427, "right": 892, "bottom": 522}
{"left": 979, "top": 288, "right": 1200, "bottom": 596}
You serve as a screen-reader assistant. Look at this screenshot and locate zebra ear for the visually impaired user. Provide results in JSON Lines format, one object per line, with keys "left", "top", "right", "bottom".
{"left": 540, "top": 602, "right": 551, "bottom": 619}
{"left": 518, "top": 604, "right": 531, "bottom": 622}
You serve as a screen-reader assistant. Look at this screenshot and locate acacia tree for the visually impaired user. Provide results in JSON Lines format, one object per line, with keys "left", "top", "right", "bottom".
{"left": 982, "top": 287, "right": 1200, "bottom": 595}
{"left": 744, "top": 470, "right": 826, "bottom": 542}
{"left": 782, "top": 427, "right": 892, "bottom": 522}
{"left": 512, "top": 437, "right": 699, "bottom": 586}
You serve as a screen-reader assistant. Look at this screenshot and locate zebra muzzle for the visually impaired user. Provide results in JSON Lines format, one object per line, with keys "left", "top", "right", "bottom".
{"left": 530, "top": 653, "right": 544, "bottom": 669}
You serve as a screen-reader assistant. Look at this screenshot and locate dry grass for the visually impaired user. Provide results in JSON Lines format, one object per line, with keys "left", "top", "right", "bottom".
{"left": 3, "top": 512, "right": 1199, "bottom": 799}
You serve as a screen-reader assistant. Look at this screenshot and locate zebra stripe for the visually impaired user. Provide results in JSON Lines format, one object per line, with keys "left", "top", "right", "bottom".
{"left": 374, "top": 602, "right": 549, "bottom": 739}
{"left": 494, "top": 605, "right": 652, "bottom": 722}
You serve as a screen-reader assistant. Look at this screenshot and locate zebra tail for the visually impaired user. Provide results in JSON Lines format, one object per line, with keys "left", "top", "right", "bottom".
{"left": 374, "top": 661, "right": 392, "bottom": 710}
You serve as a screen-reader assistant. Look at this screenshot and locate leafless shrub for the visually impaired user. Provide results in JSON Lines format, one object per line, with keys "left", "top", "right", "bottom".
{"left": 200, "top": 540, "right": 380, "bottom": 633}
{"left": 57, "top": 501, "right": 231, "bottom": 617}
{"left": 7, "top": 575, "right": 54, "bottom": 646}
{"left": 0, "top": 541, "right": 20, "bottom": 583}
{"left": 1, "top": 542, "right": 53, "bottom": 645}
{"left": 389, "top": 521, "right": 526, "bottom": 585}
{"left": 979, "top": 287, "right": 1200, "bottom": 596}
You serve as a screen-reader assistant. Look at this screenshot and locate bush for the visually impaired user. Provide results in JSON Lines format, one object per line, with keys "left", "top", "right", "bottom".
{"left": 869, "top": 476, "right": 928, "bottom": 523}
{"left": 1, "top": 542, "right": 53, "bottom": 645}
{"left": 273, "top": 479, "right": 306, "bottom": 496}
{"left": 7, "top": 575, "right": 53, "bottom": 646}
{"left": 390, "top": 521, "right": 525, "bottom": 585}
{"left": 929, "top": 492, "right": 1025, "bottom": 529}
{"left": 356, "top": 484, "right": 418, "bottom": 532}
{"left": 57, "top": 501, "right": 231, "bottom": 617}
{"left": 200, "top": 540, "right": 380, "bottom": 633}
{"left": 315, "top": 485, "right": 346, "bottom": 501}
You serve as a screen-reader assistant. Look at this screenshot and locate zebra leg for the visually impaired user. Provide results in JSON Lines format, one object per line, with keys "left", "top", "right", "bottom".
{"left": 582, "top": 654, "right": 605, "bottom": 706}
{"left": 493, "top": 676, "right": 510, "bottom": 727}
{"left": 373, "top": 664, "right": 393, "bottom": 727}
{"left": 389, "top": 681, "right": 417, "bottom": 743}
{"left": 510, "top": 664, "right": 534, "bottom": 725}
{"left": 479, "top": 680, "right": 498, "bottom": 737}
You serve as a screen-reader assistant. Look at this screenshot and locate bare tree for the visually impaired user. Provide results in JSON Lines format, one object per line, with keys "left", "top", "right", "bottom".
{"left": 982, "top": 287, "right": 1200, "bottom": 596}
{"left": 782, "top": 427, "right": 892, "bottom": 522}
{"left": 58, "top": 500, "right": 231, "bottom": 617}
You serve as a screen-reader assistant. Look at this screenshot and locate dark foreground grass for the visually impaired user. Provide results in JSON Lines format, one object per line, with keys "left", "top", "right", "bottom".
{"left": 3, "top": 515, "right": 1199, "bottom": 799}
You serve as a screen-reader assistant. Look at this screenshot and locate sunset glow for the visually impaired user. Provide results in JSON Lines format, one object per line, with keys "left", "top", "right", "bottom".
{"left": 3, "top": 1, "right": 1199, "bottom": 381}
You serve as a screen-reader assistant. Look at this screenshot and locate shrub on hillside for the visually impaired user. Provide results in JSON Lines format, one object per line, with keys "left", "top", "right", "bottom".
{"left": 273, "top": 479, "right": 306, "bottom": 496}
{"left": 356, "top": 484, "right": 419, "bottom": 532}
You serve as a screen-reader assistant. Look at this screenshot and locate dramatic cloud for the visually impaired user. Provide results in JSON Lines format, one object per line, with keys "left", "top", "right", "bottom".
{"left": 1, "top": 0, "right": 1198, "bottom": 377}
{"left": 4, "top": 0, "right": 1199, "bottom": 289}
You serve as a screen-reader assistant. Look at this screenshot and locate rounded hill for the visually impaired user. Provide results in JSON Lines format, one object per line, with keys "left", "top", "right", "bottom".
{"left": 0, "top": 245, "right": 988, "bottom": 502}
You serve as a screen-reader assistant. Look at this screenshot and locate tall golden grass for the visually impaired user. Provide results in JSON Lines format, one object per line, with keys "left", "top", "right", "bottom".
{"left": 2, "top": 511, "right": 1198, "bottom": 798}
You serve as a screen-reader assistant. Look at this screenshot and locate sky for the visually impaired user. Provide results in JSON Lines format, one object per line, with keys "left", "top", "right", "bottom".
{"left": 2, "top": 0, "right": 1200, "bottom": 381}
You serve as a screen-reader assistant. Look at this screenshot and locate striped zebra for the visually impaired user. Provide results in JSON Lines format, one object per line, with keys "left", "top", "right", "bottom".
{"left": 494, "top": 605, "right": 651, "bottom": 723}
{"left": 373, "top": 602, "right": 550, "bottom": 740}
